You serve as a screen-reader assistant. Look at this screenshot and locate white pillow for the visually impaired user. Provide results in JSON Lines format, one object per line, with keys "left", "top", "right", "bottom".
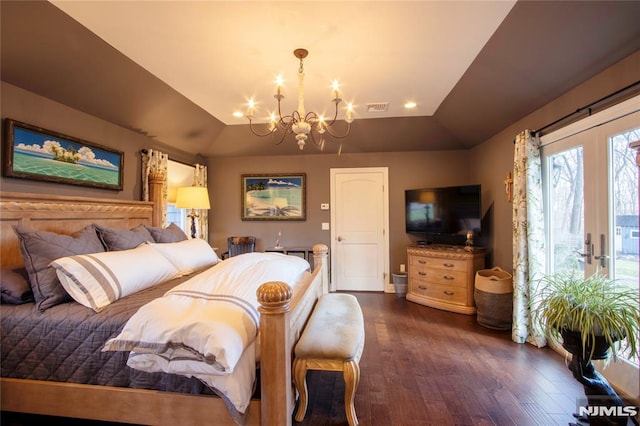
{"left": 147, "top": 239, "right": 219, "bottom": 275}
{"left": 51, "top": 244, "right": 179, "bottom": 312}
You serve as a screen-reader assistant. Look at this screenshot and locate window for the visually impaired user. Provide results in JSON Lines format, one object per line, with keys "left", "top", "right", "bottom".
{"left": 167, "top": 159, "right": 195, "bottom": 236}
{"left": 166, "top": 204, "right": 187, "bottom": 231}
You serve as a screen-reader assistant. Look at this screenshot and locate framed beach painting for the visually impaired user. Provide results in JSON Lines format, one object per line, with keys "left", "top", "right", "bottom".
{"left": 241, "top": 173, "right": 306, "bottom": 220}
{"left": 2, "top": 119, "right": 123, "bottom": 190}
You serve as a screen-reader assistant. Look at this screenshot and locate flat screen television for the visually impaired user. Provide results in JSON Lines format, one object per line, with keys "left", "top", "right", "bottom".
{"left": 405, "top": 184, "right": 481, "bottom": 241}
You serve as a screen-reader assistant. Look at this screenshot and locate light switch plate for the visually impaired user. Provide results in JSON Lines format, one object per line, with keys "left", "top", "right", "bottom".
{"left": 320, "top": 203, "right": 329, "bottom": 210}
{"left": 321, "top": 222, "right": 330, "bottom": 230}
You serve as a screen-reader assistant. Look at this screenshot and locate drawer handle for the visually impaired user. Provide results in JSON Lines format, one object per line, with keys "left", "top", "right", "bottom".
{"left": 443, "top": 275, "right": 454, "bottom": 280}
{"left": 418, "top": 260, "right": 426, "bottom": 264}
{"left": 418, "top": 285, "right": 428, "bottom": 290}
{"left": 418, "top": 272, "right": 427, "bottom": 276}
{"left": 443, "top": 263, "right": 455, "bottom": 268}
{"left": 443, "top": 290, "right": 454, "bottom": 296}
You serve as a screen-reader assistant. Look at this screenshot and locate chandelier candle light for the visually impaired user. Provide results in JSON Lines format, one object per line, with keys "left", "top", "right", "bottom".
{"left": 245, "top": 48, "right": 354, "bottom": 152}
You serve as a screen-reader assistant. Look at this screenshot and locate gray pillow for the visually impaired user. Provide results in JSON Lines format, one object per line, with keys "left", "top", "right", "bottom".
{"left": 94, "top": 224, "right": 154, "bottom": 251}
{"left": 13, "top": 223, "right": 105, "bottom": 311}
{"left": 1, "top": 267, "right": 34, "bottom": 304}
{"left": 145, "top": 223, "right": 188, "bottom": 243}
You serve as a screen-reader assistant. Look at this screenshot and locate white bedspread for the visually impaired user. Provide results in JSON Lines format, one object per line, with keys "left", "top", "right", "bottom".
{"left": 103, "top": 252, "right": 310, "bottom": 415}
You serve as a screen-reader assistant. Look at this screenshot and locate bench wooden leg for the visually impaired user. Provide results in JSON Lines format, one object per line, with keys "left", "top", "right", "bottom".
{"left": 343, "top": 360, "right": 360, "bottom": 426}
{"left": 293, "top": 358, "right": 309, "bottom": 422}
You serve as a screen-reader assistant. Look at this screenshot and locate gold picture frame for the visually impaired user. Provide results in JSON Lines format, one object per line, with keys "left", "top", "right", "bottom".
{"left": 241, "top": 173, "right": 306, "bottom": 221}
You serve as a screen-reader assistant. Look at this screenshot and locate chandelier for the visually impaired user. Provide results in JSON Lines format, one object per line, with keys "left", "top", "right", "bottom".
{"left": 244, "top": 48, "right": 354, "bottom": 152}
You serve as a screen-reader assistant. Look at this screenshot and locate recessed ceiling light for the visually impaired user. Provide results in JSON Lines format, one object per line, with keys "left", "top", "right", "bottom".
{"left": 233, "top": 111, "right": 244, "bottom": 118}
{"left": 404, "top": 101, "right": 417, "bottom": 109}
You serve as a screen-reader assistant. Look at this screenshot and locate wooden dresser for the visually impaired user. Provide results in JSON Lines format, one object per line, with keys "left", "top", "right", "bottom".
{"left": 406, "top": 245, "right": 486, "bottom": 315}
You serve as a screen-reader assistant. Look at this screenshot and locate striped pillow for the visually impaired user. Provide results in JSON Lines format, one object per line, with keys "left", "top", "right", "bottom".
{"left": 148, "top": 238, "right": 220, "bottom": 275}
{"left": 51, "top": 244, "right": 179, "bottom": 312}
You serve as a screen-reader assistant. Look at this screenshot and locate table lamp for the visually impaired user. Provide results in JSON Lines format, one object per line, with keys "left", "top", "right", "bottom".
{"left": 175, "top": 186, "right": 210, "bottom": 239}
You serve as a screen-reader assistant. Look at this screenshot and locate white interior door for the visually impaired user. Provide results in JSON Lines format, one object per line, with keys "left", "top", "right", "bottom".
{"left": 330, "top": 167, "right": 388, "bottom": 291}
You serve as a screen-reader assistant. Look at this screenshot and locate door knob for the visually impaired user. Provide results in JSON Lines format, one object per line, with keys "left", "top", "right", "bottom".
{"left": 337, "top": 236, "right": 343, "bottom": 242}
{"left": 577, "top": 233, "right": 592, "bottom": 264}
{"left": 593, "top": 233, "right": 609, "bottom": 268}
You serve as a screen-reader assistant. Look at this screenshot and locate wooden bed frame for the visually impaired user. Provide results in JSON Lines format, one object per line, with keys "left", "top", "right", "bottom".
{"left": 0, "top": 190, "right": 329, "bottom": 426}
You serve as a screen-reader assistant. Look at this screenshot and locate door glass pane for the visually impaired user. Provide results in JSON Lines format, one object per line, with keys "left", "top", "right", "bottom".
{"left": 609, "top": 127, "right": 639, "bottom": 291}
{"left": 548, "top": 146, "right": 584, "bottom": 275}
{"left": 609, "top": 127, "right": 639, "bottom": 364}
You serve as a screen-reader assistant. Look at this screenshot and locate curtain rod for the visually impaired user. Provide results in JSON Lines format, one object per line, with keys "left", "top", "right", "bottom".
{"left": 531, "top": 80, "right": 640, "bottom": 138}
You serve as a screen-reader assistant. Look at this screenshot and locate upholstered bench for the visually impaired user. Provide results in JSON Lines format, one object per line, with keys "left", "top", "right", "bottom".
{"left": 293, "top": 293, "right": 365, "bottom": 426}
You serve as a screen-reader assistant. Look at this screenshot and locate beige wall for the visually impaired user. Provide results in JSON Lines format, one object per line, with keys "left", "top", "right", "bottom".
{"left": 2, "top": 49, "right": 638, "bottom": 282}
{"left": 470, "top": 50, "right": 640, "bottom": 272}
{"left": 0, "top": 81, "right": 473, "bottom": 278}
{"left": 208, "top": 150, "right": 472, "bottom": 274}
{"left": 0, "top": 82, "right": 200, "bottom": 200}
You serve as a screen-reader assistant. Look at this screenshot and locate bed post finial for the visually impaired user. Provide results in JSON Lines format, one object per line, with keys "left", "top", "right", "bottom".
{"left": 257, "top": 281, "right": 292, "bottom": 313}
{"left": 312, "top": 244, "right": 330, "bottom": 294}
{"left": 148, "top": 171, "right": 166, "bottom": 227}
{"left": 257, "top": 281, "right": 293, "bottom": 426}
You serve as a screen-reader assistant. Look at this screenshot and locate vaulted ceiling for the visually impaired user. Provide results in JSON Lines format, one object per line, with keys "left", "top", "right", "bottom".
{"left": 2, "top": 1, "right": 639, "bottom": 157}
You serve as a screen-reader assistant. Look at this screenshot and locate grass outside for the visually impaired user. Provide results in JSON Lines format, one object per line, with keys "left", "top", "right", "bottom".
{"left": 615, "top": 255, "right": 639, "bottom": 291}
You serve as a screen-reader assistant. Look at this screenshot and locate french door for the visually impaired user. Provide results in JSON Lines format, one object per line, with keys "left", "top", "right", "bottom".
{"left": 541, "top": 99, "right": 639, "bottom": 396}
{"left": 543, "top": 111, "right": 639, "bottom": 281}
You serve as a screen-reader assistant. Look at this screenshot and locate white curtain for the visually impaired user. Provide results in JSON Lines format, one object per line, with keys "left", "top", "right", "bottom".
{"left": 193, "top": 163, "right": 209, "bottom": 241}
{"left": 141, "top": 149, "right": 169, "bottom": 226}
{"left": 511, "top": 130, "right": 547, "bottom": 347}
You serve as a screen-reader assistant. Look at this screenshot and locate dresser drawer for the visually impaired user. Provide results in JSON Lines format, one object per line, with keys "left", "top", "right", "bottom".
{"left": 421, "top": 257, "right": 467, "bottom": 272}
{"left": 409, "top": 268, "right": 466, "bottom": 288}
{"left": 410, "top": 281, "right": 467, "bottom": 305}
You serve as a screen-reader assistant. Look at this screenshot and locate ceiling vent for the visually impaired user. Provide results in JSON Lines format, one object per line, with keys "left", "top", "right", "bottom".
{"left": 366, "top": 102, "right": 389, "bottom": 113}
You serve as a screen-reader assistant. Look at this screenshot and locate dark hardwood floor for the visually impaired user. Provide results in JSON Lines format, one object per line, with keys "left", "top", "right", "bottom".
{"left": 2, "top": 292, "right": 597, "bottom": 425}
{"left": 299, "top": 292, "right": 586, "bottom": 426}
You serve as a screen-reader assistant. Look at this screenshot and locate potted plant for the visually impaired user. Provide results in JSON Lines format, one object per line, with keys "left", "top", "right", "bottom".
{"left": 531, "top": 272, "right": 639, "bottom": 425}
{"left": 531, "top": 271, "right": 639, "bottom": 362}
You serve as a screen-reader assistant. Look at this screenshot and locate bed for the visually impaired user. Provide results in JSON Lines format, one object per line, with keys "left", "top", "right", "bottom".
{"left": 0, "top": 189, "right": 329, "bottom": 426}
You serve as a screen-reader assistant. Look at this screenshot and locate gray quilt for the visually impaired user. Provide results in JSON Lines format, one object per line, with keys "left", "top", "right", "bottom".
{"left": 1, "top": 275, "right": 209, "bottom": 394}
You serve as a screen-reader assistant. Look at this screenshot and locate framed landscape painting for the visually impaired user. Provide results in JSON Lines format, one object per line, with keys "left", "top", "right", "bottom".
{"left": 2, "top": 119, "right": 123, "bottom": 190}
{"left": 241, "top": 173, "right": 306, "bottom": 220}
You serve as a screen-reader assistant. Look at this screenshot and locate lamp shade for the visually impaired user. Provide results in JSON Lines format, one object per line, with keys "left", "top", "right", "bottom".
{"left": 175, "top": 186, "right": 210, "bottom": 209}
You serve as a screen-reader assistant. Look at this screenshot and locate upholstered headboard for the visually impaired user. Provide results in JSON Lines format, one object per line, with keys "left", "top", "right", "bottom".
{"left": 0, "top": 192, "right": 154, "bottom": 269}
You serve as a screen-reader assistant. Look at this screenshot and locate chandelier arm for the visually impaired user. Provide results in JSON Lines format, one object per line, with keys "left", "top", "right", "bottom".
{"left": 321, "top": 121, "right": 352, "bottom": 139}
{"left": 324, "top": 99, "right": 341, "bottom": 126}
{"left": 272, "top": 112, "right": 296, "bottom": 145}
{"left": 276, "top": 94, "right": 286, "bottom": 123}
{"left": 277, "top": 111, "right": 300, "bottom": 129}
{"left": 308, "top": 129, "right": 318, "bottom": 145}
{"left": 292, "top": 110, "right": 302, "bottom": 124}
{"left": 305, "top": 112, "right": 318, "bottom": 122}
{"left": 278, "top": 113, "right": 294, "bottom": 129}
{"left": 308, "top": 130, "right": 327, "bottom": 152}
{"left": 309, "top": 128, "right": 320, "bottom": 147}
{"left": 271, "top": 128, "right": 289, "bottom": 146}
{"left": 248, "top": 119, "right": 277, "bottom": 138}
